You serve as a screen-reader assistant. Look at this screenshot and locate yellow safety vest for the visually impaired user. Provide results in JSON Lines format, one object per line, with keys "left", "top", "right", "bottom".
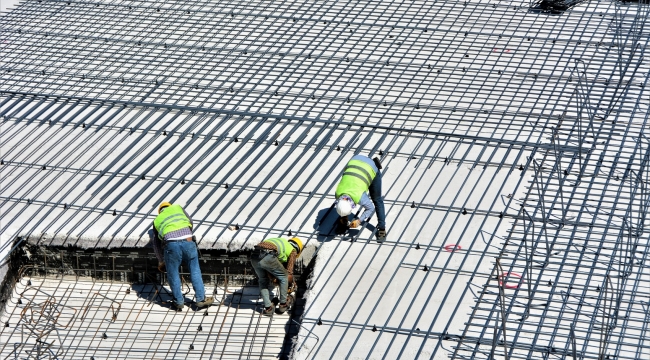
{"left": 153, "top": 204, "right": 192, "bottom": 239}
{"left": 335, "top": 156, "right": 376, "bottom": 203}
{"left": 263, "top": 237, "right": 294, "bottom": 263}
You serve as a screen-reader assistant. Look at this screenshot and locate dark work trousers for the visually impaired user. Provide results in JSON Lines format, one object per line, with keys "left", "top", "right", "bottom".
{"left": 250, "top": 249, "right": 288, "bottom": 308}
{"left": 369, "top": 169, "right": 386, "bottom": 229}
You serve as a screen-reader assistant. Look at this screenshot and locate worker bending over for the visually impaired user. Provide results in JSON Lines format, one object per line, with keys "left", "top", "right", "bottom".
{"left": 335, "top": 154, "right": 387, "bottom": 241}
{"left": 251, "top": 237, "right": 303, "bottom": 316}
{"left": 153, "top": 202, "right": 214, "bottom": 311}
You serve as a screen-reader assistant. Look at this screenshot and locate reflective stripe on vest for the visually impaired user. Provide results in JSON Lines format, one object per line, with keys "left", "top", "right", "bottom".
{"left": 263, "top": 237, "right": 294, "bottom": 263}
{"left": 153, "top": 204, "right": 192, "bottom": 239}
{"left": 335, "top": 156, "right": 377, "bottom": 204}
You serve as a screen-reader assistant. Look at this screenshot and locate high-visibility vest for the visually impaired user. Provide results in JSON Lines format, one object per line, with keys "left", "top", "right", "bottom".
{"left": 153, "top": 204, "right": 192, "bottom": 239}
{"left": 335, "top": 156, "right": 377, "bottom": 203}
{"left": 263, "top": 237, "right": 294, "bottom": 263}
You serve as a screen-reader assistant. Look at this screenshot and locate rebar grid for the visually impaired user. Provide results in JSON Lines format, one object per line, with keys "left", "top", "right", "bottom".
{"left": 0, "top": 0, "right": 649, "bottom": 359}
{"left": 452, "top": 1, "right": 650, "bottom": 358}
{"left": 0, "top": 270, "right": 288, "bottom": 359}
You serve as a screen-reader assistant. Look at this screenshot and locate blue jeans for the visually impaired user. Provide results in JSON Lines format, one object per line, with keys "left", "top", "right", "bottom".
{"left": 250, "top": 250, "right": 288, "bottom": 308}
{"left": 369, "top": 169, "right": 386, "bottom": 229}
{"left": 164, "top": 240, "right": 206, "bottom": 306}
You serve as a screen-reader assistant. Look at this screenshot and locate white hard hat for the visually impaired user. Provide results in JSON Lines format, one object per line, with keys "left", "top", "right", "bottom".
{"left": 336, "top": 197, "right": 353, "bottom": 216}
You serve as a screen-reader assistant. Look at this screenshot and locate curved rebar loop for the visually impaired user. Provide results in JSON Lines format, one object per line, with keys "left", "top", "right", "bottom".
{"left": 80, "top": 292, "right": 121, "bottom": 323}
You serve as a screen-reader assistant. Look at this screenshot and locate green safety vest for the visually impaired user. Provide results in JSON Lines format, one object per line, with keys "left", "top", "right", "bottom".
{"left": 153, "top": 204, "right": 192, "bottom": 239}
{"left": 263, "top": 237, "right": 294, "bottom": 263}
{"left": 335, "top": 157, "right": 377, "bottom": 203}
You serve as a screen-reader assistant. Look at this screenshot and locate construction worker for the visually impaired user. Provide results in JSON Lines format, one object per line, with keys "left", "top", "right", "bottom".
{"left": 335, "top": 155, "right": 387, "bottom": 241}
{"left": 251, "top": 237, "right": 303, "bottom": 316}
{"left": 152, "top": 202, "right": 213, "bottom": 311}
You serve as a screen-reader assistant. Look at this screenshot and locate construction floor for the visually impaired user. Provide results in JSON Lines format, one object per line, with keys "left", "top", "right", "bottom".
{"left": 1, "top": 0, "right": 649, "bottom": 359}
{"left": 0, "top": 273, "right": 292, "bottom": 359}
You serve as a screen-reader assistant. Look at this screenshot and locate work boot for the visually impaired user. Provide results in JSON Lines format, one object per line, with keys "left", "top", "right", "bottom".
{"left": 377, "top": 228, "right": 387, "bottom": 243}
{"left": 196, "top": 296, "right": 214, "bottom": 309}
{"left": 172, "top": 302, "right": 184, "bottom": 311}
{"left": 276, "top": 303, "right": 289, "bottom": 315}
{"left": 276, "top": 295, "right": 295, "bottom": 315}
{"left": 262, "top": 304, "right": 275, "bottom": 316}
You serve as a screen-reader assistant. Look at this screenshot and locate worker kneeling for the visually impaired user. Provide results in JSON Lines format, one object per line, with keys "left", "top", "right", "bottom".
{"left": 251, "top": 237, "right": 303, "bottom": 316}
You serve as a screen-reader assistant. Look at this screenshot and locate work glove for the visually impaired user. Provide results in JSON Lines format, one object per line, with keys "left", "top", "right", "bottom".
{"left": 158, "top": 262, "right": 166, "bottom": 272}
{"left": 288, "top": 275, "right": 297, "bottom": 294}
{"left": 349, "top": 219, "right": 361, "bottom": 228}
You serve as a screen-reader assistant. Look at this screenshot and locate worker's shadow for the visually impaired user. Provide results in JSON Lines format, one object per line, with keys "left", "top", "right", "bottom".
{"left": 313, "top": 206, "right": 377, "bottom": 242}
{"left": 130, "top": 283, "right": 181, "bottom": 310}
{"left": 130, "top": 282, "right": 226, "bottom": 312}
{"left": 214, "top": 286, "right": 270, "bottom": 311}
{"left": 313, "top": 206, "right": 340, "bottom": 242}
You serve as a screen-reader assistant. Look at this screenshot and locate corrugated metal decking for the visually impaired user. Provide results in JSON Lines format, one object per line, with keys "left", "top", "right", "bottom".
{"left": 0, "top": 1, "right": 648, "bottom": 359}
